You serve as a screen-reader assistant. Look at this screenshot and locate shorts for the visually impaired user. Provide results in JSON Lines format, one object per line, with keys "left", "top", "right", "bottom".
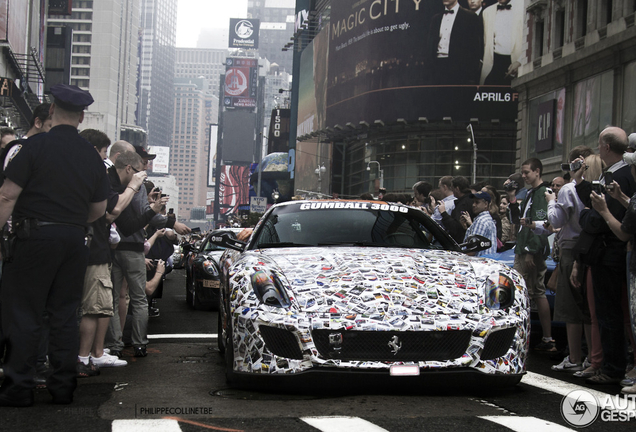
{"left": 553, "top": 248, "right": 590, "bottom": 324}
{"left": 513, "top": 253, "right": 547, "bottom": 299}
{"left": 81, "top": 263, "right": 114, "bottom": 317}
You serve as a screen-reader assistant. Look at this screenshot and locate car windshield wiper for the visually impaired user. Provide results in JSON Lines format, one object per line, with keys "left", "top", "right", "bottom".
{"left": 255, "top": 242, "right": 313, "bottom": 249}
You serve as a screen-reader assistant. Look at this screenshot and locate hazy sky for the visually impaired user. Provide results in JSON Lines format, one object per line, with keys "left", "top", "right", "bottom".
{"left": 176, "top": 0, "right": 248, "bottom": 47}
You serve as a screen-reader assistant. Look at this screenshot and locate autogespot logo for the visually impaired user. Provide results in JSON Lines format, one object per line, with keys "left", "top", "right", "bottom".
{"left": 561, "top": 390, "right": 600, "bottom": 428}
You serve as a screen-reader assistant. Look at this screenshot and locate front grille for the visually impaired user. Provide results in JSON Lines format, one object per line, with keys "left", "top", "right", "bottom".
{"left": 481, "top": 327, "right": 517, "bottom": 360}
{"left": 312, "top": 329, "right": 472, "bottom": 362}
{"left": 258, "top": 325, "right": 303, "bottom": 360}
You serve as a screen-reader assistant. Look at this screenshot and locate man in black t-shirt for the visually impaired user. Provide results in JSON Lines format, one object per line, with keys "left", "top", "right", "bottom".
{"left": 0, "top": 84, "right": 108, "bottom": 407}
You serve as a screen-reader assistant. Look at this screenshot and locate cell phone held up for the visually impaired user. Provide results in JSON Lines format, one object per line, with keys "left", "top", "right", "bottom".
{"left": 604, "top": 171, "right": 614, "bottom": 191}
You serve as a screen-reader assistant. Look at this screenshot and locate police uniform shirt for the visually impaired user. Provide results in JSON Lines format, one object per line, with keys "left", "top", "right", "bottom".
{"left": 4, "top": 124, "right": 109, "bottom": 227}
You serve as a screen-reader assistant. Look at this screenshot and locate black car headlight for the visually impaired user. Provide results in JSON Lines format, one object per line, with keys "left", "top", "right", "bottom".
{"left": 202, "top": 260, "right": 219, "bottom": 276}
{"left": 485, "top": 273, "right": 515, "bottom": 309}
{"left": 251, "top": 269, "right": 291, "bottom": 308}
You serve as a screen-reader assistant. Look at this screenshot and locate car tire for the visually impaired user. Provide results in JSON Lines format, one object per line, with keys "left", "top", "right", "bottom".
{"left": 224, "top": 312, "right": 236, "bottom": 385}
{"left": 192, "top": 280, "right": 214, "bottom": 311}
{"left": 185, "top": 275, "right": 194, "bottom": 308}
{"left": 217, "top": 308, "right": 225, "bottom": 356}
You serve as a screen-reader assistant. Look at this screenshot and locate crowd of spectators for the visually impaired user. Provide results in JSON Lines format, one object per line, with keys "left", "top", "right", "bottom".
{"left": 366, "top": 126, "right": 636, "bottom": 394}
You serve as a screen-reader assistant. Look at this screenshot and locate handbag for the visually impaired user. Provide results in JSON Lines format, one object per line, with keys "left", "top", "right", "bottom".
{"left": 546, "top": 263, "right": 559, "bottom": 292}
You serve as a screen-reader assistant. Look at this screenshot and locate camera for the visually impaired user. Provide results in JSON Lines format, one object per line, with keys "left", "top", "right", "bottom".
{"left": 561, "top": 160, "right": 583, "bottom": 172}
{"left": 604, "top": 171, "right": 614, "bottom": 191}
{"left": 161, "top": 193, "right": 167, "bottom": 198}
{"left": 503, "top": 181, "right": 518, "bottom": 192}
{"left": 591, "top": 180, "right": 605, "bottom": 194}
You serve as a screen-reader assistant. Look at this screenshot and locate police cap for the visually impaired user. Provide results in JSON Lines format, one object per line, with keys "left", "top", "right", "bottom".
{"left": 50, "top": 84, "right": 94, "bottom": 112}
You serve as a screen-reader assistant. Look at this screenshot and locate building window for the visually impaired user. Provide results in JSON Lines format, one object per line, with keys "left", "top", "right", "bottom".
{"left": 600, "top": 0, "right": 613, "bottom": 26}
{"left": 572, "top": 71, "right": 613, "bottom": 148}
{"left": 576, "top": 0, "right": 588, "bottom": 38}
{"left": 534, "top": 19, "right": 545, "bottom": 58}
{"left": 622, "top": 61, "right": 636, "bottom": 134}
{"left": 554, "top": 9, "right": 565, "bottom": 48}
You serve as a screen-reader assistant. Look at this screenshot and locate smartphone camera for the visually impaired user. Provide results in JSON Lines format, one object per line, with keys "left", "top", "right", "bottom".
{"left": 591, "top": 180, "right": 605, "bottom": 194}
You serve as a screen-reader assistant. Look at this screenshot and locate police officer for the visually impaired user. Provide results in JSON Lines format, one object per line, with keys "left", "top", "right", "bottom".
{"left": 0, "top": 84, "right": 109, "bottom": 407}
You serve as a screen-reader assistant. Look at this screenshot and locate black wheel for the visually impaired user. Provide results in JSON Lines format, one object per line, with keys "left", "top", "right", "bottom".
{"left": 224, "top": 312, "right": 236, "bottom": 384}
{"left": 217, "top": 306, "right": 225, "bottom": 355}
{"left": 185, "top": 275, "right": 193, "bottom": 307}
{"left": 192, "top": 280, "right": 213, "bottom": 311}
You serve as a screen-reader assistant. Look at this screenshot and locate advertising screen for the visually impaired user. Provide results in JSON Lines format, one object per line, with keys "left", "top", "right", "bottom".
{"left": 326, "top": 0, "right": 522, "bottom": 126}
{"left": 148, "top": 146, "right": 170, "bottom": 174}
{"left": 229, "top": 18, "right": 260, "bottom": 49}
{"left": 223, "top": 57, "right": 258, "bottom": 109}
{"left": 218, "top": 165, "right": 250, "bottom": 216}
{"left": 268, "top": 108, "right": 290, "bottom": 153}
{"left": 208, "top": 124, "right": 218, "bottom": 187}
{"left": 221, "top": 110, "right": 256, "bottom": 166}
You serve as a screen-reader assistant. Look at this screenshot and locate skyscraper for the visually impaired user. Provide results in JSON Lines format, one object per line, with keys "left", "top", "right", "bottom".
{"left": 136, "top": 0, "right": 178, "bottom": 149}
{"left": 47, "top": 0, "right": 140, "bottom": 142}
{"left": 175, "top": 48, "right": 227, "bottom": 98}
{"left": 247, "top": 0, "right": 295, "bottom": 72}
{"left": 171, "top": 77, "right": 218, "bottom": 219}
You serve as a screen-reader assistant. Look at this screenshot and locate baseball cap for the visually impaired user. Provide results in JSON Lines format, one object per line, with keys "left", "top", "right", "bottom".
{"left": 135, "top": 145, "right": 157, "bottom": 160}
{"left": 469, "top": 191, "right": 492, "bottom": 202}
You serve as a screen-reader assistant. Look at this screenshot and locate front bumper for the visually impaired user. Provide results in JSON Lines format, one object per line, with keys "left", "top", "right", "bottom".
{"left": 228, "top": 310, "right": 529, "bottom": 377}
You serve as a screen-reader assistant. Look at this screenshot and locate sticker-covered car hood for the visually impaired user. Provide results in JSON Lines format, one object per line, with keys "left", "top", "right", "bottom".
{"left": 250, "top": 246, "right": 510, "bottom": 316}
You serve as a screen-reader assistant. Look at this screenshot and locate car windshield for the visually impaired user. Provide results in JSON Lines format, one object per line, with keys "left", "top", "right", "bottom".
{"left": 250, "top": 201, "right": 457, "bottom": 251}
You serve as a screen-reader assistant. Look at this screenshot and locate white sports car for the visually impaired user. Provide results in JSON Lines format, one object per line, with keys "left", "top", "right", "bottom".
{"left": 213, "top": 200, "right": 529, "bottom": 388}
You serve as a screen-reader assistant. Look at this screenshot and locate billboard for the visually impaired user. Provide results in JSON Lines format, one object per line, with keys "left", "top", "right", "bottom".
{"left": 221, "top": 110, "right": 256, "bottom": 166}
{"left": 208, "top": 124, "right": 218, "bottom": 187}
{"left": 218, "top": 165, "right": 251, "bottom": 216}
{"left": 325, "top": 0, "right": 521, "bottom": 126}
{"left": 223, "top": 57, "right": 258, "bottom": 108}
{"left": 268, "top": 108, "right": 290, "bottom": 153}
{"left": 148, "top": 146, "right": 170, "bottom": 174}
{"left": 229, "top": 18, "right": 260, "bottom": 49}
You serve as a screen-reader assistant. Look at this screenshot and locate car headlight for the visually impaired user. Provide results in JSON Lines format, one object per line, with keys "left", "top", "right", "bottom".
{"left": 251, "top": 269, "right": 291, "bottom": 308}
{"left": 202, "top": 260, "right": 219, "bottom": 276}
{"left": 485, "top": 273, "right": 515, "bottom": 309}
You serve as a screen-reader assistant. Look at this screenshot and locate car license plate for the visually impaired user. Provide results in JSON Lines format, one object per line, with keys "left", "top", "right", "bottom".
{"left": 389, "top": 365, "right": 420, "bottom": 376}
{"left": 202, "top": 280, "right": 220, "bottom": 288}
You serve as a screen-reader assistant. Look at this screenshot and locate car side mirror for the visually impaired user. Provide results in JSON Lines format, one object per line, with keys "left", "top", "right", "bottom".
{"left": 209, "top": 232, "right": 246, "bottom": 252}
{"left": 460, "top": 235, "right": 492, "bottom": 254}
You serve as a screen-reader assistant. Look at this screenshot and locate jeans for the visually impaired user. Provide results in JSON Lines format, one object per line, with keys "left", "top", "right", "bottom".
{"left": 106, "top": 250, "right": 148, "bottom": 350}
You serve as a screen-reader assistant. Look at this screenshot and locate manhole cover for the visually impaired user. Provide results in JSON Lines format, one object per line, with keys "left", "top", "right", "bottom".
{"left": 211, "top": 389, "right": 321, "bottom": 400}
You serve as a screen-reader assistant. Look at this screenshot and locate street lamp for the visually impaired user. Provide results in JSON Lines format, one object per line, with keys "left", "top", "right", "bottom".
{"left": 466, "top": 124, "right": 478, "bottom": 184}
{"left": 367, "top": 160, "right": 384, "bottom": 189}
{"left": 315, "top": 164, "right": 326, "bottom": 193}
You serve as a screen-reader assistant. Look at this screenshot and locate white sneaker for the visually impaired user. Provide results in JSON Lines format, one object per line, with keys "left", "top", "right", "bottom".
{"left": 551, "top": 356, "right": 583, "bottom": 372}
{"left": 583, "top": 357, "right": 591, "bottom": 369}
{"left": 91, "top": 353, "right": 127, "bottom": 368}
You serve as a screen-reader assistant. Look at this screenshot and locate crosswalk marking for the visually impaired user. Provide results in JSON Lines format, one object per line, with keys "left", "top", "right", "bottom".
{"left": 112, "top": 419, "right": 182, "bottom": 432}
{"left": 480, "top": 416, "right": 575, "bottom": 432}
{"left": 522, "top": 371, "right": 612, "bottom": 401}
{"left": 301, "top": 416, "right": 390, "bottom": 432}
{"left": 147, "top": 333, "right": 217, "bottom": 339}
